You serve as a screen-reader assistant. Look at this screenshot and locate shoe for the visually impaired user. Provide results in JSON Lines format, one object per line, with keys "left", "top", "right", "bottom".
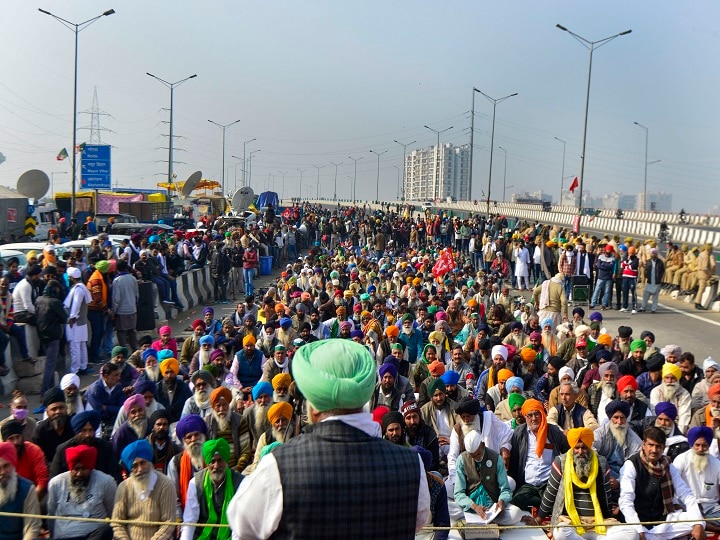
{"left": 589, "top": 305, "right": 595, "bottom": 309}
{"left": 631, "top": 309, "right": 637, "bottom": 314}
{"left": 619, "top": 308, "right": 627, "bottom": 312}
{"left": 222, "top": 300, "right": 229, "bottom": 304}
{"left": 33, "top": 405, "right": 45, "bottom": 414}
{"left": 77, "top": 368, "right": 94, "bottom": 376}
{"left": 162, "top": 299, "right": 175, "bottom": 306}
{"left": 637, "top": 308, "right": 645, "bottom": 312}
{"left": 174, "top": 303, "right": 185, "bottom": 311}
{"left": 651, "top": 310, "right": 657, "bottom": 313}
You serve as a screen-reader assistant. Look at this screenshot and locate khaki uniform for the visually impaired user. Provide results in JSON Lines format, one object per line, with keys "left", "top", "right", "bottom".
{"left": 694, "top": 249, "right": 716, "bottom": 304}
{"left": 682, "top": 250, "right": 700, "bottom": 291}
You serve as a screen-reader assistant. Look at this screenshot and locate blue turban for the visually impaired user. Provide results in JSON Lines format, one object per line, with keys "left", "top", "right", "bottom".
{"left": 157, "top": 349, "right": 174, "bottom": 361}
{"left": 688, "top": 426, "right": 714, "bottom": 447}
{"left": 134, "top": 378, "right": 156, "bottom": 396}
{"left": 541, "top": 317, "right": 553, "bottom": 329}
{"left": 441, "top": 371, "right": 460, "bottom": 386}
{"left": 350, "top": 330, "right": 364, "bottom": 340}
{"left": 510, "top": 321, "right": 523, "bottom": 331}
{"left": 121, "top": 439, "right": 154, "bottom": 470}
{"left": 378, "top": 363, "right": 398, "bottom": 380}
{"left": 605, "top": 400, "right": 631, "bottom": 419}
{"left": 506, "top": 376, "right": 524, "bottom": 393}
{"left": 71, "top": 410, "right": 101, "bottom": 434}
{"left": 412, "top": 445, "right": 432, "bottom": 471}
{"left": 199, "top": 335, "right": 215, "bottom": 347}
{"left": 655, "top": 401, "right": 677, "bottom": 421}
{"left": 252, "top": 381, "right": 273, "bottom": 401}
{"left": 175, "top": 414, "right": 207, "bottom": 440}
{"left": 383, "top": 356, "right": 400, "bottom": 370}
{"left": 141, "top": 348, "right": 158, "bottom": 362}
{"left": 596, "top": 349, "right": 613, "bottom": 363}
{"left": 279, "top": 317, "right": 292, "bottom": 328}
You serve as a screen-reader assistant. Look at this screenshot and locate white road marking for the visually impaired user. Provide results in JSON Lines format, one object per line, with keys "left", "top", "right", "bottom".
{"left": 656, "top": 302, "right": 720, "bottom": 328}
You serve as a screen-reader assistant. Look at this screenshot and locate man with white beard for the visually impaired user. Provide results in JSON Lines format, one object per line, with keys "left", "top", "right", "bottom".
{"left": 587, "top": 362, "right": 619, "bottom": 424}
{"left": 111, "top": 394, "right": 148, "bottom": 456}
{"left": 139, "top": 348, "right": 161, "bottom": 383}
{"left": 257, "top": 322, "right": 280, "bottom": 360}
{"left": 261, "top": 344, "right": 290, "bottom": 382}
{"left": 189, "top": 335, "right": 214, "bottom": 375}
{"left": 181, "top": 370, "right": 217, "bottom": 418}
{"left": 271, "top": 373, "right": 293, "bottom": 403}
{"left": 591, "top": 400, "right": 642, "bottom": 492}
{"left": 0, "top": 441, "right": 41, "bottom": 539}
{"left": 47, "top": 444, "right": 116, "bottom": 540}
{"left": 244, "top": 402, "right": 295, "bottom": 475}
{"left": 651, "top": 362, "right": 692, "bottom": 433}
{"left": 674, "top": 426, "right": 720, "bottom": 533}
{"left": 180, "top": 438, "right": 244, "bottom": 540}
{"left": 111, "top": 379, "right": 164, "bottom": 436}
{"left": 179, "top": 319, "right": 205, "bottom": 368}
{"left": 167, "top": 415, "right": 208, "bottom": 512}
{"left": 243, "top": 381, "right": 274, "bottom": 452}
{"left": 60, "top": 373, "right": 92, "bottom": 417}
{"left": 112, "top": 440, "right": 176, "bottom": 540}
{"left": 204, "top": 387, "right": 252, "bottom": 472}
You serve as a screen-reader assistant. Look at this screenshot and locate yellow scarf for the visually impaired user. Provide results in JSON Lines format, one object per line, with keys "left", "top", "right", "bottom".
{"left": 563, "top": 451, "right": 605, "bottom": 535}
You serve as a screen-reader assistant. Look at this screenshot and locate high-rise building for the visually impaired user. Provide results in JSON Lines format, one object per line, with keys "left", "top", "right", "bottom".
{"left": 638, "top": 191, "right": 673, "bottom": 212}
{"left": 403, "top": 143, "right": 469, "bottom": 202}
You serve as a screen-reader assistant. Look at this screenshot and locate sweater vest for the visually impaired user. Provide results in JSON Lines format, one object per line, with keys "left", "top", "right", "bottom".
{"left": 628, "top": 453, "right": 667, "bottom": 525}
{"left": 0, "top": 476, "right": 31, "bottom": 540}
{"left": 272, "top": 420, "right": 420, "bottom": 540}
{"left": 192, "top": 470, "right": 243, "bottom": 540}
{"left": 460, "top": 448, "right": 500, "bottom": 503}
{"left": 555, "top": 404, "right": 588, "bottom": 430}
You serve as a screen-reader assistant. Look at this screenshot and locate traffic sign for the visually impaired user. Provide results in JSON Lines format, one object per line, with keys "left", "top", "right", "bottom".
{"left": 81, "top": 145, "right": 111, "bottom": 190}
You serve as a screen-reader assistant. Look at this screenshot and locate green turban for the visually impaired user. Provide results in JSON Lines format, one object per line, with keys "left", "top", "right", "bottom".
{"left": 291, "top": 340, "right": 376, "bottom": 412}
{"left": 630, "top": 339, "right": 647, "bottom": 353}
{"left": 427, "top": 377, "right": 446, "bottom": 397}
{"left": 402, "top": 313, "right": 413, "bottom": 323}
{"left": 427, "top": 306, "right": 439, "bottom": 315}
{"left": 95, "top": 260, "right": 110, "bottom": 273}
{"left": 202, "top": 438, "right": 230, "bottom": 465}
{"left": 260, "top": 441, "right": 282, "bottom": 460}
{"left": 508, "top": 393, "right": 526, "bottom": 410}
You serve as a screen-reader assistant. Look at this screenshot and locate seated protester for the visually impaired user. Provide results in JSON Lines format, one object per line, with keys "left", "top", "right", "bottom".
{"left": 548, "top": 366, "right": 590, "bottom": 410}
{"left": 587, "top": 362, "right": 619, "bottom": 425}
{"left": 155, "top": 357, "right": 193, "bottom": 424}
{"left": 86, "top": 362, "right": 126, "bottom": 432}
{"left": 205, "top": 387, "right": 252, "bottom": 472}
{"left": 454, "top": 430, "right": 523, "bottom": 526}
{"left": 128, "top": 335, "right": 153, "bottom": 369}
{"left": 0, "top": 442, "right": 42, "bottom": 539}
{"left": 693, "top": 358, "right": 720, "bottom": 414}
{"left": 691, "top": 384, "right": 720, "bottom": 435}
{"left": 636, "top": 353, "right": 664, "bottom": 400}
{"left": 382, "top": 411, "right": 407, "bottom": 446}
{"left": 0, "top": 421, "right": 49, "bottom": 502}
{"left": 168, "top": 415, "right": 208, "bottom": 512}
{"left": 244, "top": 402, "right": 295, "bottom": 476}
{"left": 678, "top": 352, "right": 704, "bottom": 396}
{"left": 402, "top": 401, "right": 440, "bottom": 473}
{"left": 592, "top": 400, "right": 642, "bottom": 495}
{"left": 447, "top": 343, "right": 473, "bottom": 385}
{"left": 182, "top": 370, "right": 217, "bottom": 419}
{"left": 509, "top": 398, "right": 570, "bottom": 511}
{"left": 231, "top": 335, "right": 265, "bottom": 393}
{"left": 257, "top": 322, "right": 281, "bottom": 360}
{"left": 418, "top": 360, "right": 447, "bottom": 408}
{"left": 214, "top": 317, "right": 239, "bottom": 358}
{"left": 180, "top": 320, "right": 206, "bottom": 369}
{"left": 494, "top": 376, "right": 525, "bottom": 422}
{"left": 537, "top": 427, "right": 616, "bottom": 540}
{"left": 674, "top": 426, "right": 720, "bottom": 534}
{"left": 32, "top": 388, "right": 75, "bottom": 465}
{"left": 152, "top": 325, "right": 178, "bottom": 359}
{"left": 111, "top": 394, "right": 148, "bottom": 457}
{"left": 243, "top": 382, "right": 274, "bottom": 452}
{"left": 0, "top": 391, "right": 37, "bottom": 443}
{"left": 617, "top": 338, "right": 648, "bottom": 378}
{"left": 611, "top": 426, "right": 705, "bottom": 540}
{"left": 180, "top": 438, "right": 244, "bottom": 540}
{"left": 475, "top": 345, "right": 510, "bottom": 411}
{"left": 617, "top": 375, "right": 652, "bottom": 437}
{"left": 411, "top": 344, "right": 438, "bottom": 395}
{"left": 650, "top": 362, "right": 692, "bottom": 434}
{"left": 203, "top": 306, "right": 222, "bottom": 336}
{"left": 384, "top": 353, "right": 415, "bottom": 398}
{"left": 548, "top": 381, "right": 600, "bottom": 434}
{"left": 109, "top": 346, "right": 140, "bottom": 395}
{"left": 261, "top": 345, "right": 290, "bottom": 383}
{"left": 485, "top": 368, "right": 514, "bottom": 412}
{"left": 47, "top": 445, "right": 116, "bottom": 540}
{"left": 577, "top": 346, "right": 612, "bottom": 392}
{"left": 420, "top": 379, "right": 458, "bottom": 468}
{"left": 646, "top": 401, "right": 690, "bottom": 461}
{"left": 368, "top": 363, "right": 407, "bottom": 412}
{"left": 189, "top": 335, "right": 215, "bottom": 375}
{"left": 271, "top": 373, "right": 293, "bottom": 405}
{"left": 534, "top": 355, "right": 566, "bottom": 405}
{"left": 111, "top": 379, "right": 163, "bottom": 436}
{"left": 145, "top": 410, "right": 180, "bottom": 475}
{"left": 413, "top": 445, "right": 450, "bottom": 540}
{"left": 506, "top": 393, "right": 527, "bottom": 430}
{"left": 441, "top": 371, "right": 468, "bottom": 403}
{"left": 59, "top": 374, "right": 91, "bottom": 418}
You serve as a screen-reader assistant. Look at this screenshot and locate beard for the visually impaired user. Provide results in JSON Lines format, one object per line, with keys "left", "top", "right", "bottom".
{"left": 70, "top": 473, "right": 90, "bottom": 502}
{"left": 272, "top": 426, "right": 288, "bottom": 444}
{"left": 406, "top": 423, "right": 419, "bottom": 438}
{"left": 663, "top": 383, "right": 677, "bottom": 401}
{"left": 656, "top": 422, "right": 672, "bottom": 436}
{"left": 602, "top": 382, "right": 616, "bottom": 399}
{"left": 273, "top": 391, "right": 290, "bottom": 403}
{"left": 263, "top": 334, "right": 275, "bottom": 347}
{"left": 618, "top": 341, "right": 630, "bottom": 358}
{"left": 609, "top": 423, "right": 628, "bottom": 447}
{"left": 0, "top": 472, "right": 18, "bottom": 508}
{"left": 310, "top": 319, "right": 320, "bottom": 330}
{"left": 51, "top": 415, "right": 67, "bottom": 431}
{"left": 198, "top": 349, "right": 211, "bottom": 368}
{"left": 145, "top": 365, "right": 160, "bottom": 382}
{"left": 573, "top": 452, "right": 592, "bottom": 480}
{"left": 153, "top": 428, "right": 168, "bottom": 442}
{"left": 549, "top": 375, "right": 560, "bottom": 389}
{"left": 212, "top": 410, "right": 230, "bottom": 432}
{"left": 692, "top": 451, "right": 709, "bottom": 474}
{"left": 254, "top": 402, "right": 270, "bottom": 434}
{"left": 210, "top": 468, "right": 226, "bottom": 485}
{"left": 130, "top": 416, "right": 148, "bottom": 438}
{"left": 132, "top": 470, "right": 152, "bottom": 492}
{"left": 188, "top": 437, "right": 206, "bottom": 469}
{"left": 402, "top": 325, "right": 412, "bottom": 335}
{"left": 65, "top": 394, "right": 78, "bottom": 416}
{"left": 460, "top": 415, "right": 481, "bottom": 436}
{"left": 194, "top": 390, "right": 210, "bottom": 409}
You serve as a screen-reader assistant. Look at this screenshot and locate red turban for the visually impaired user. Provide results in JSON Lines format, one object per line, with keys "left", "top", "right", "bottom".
{"left": 521, "top": 399, "right": 547, "bottom": 458}
{"left": 66, "top": 444, "right": 98, "bottom": 470}
{"left": 617, "top": 375, "right": 638, "bottom": 393}
{"left": 0, "top": 442, "right": 17, "bottom": 468}
{"left": 709, "top": 385, "right": 720, "bottom": 401}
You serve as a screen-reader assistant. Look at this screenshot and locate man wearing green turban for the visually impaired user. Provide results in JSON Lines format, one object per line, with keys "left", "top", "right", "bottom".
{"left": 227, "top": 340, "right": 431, "bottom": 538}
{"left": 181, "top": 438, "right": 243, "bottom": 540}
{"left": 508, "top": 393, "right": 527, "bottom": 429}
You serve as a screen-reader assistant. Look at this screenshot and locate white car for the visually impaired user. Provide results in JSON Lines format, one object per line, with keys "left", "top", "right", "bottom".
{"left": 0, "top": 249, "right": 27, "bottom": 268}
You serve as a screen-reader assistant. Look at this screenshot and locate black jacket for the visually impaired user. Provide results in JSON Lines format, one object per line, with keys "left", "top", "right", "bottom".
{"left": 34, "top": 292, "right": 68, "bottom": 343}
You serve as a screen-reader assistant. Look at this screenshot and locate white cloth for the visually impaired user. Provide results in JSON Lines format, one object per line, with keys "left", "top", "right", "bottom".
{"left": 12, "top": 279, "right": 34, "bottom": 314}
{"left": 63, "top": 282, "right": 91, "bottom": 342}
{"left": 524, "top": 430, "right": 553, "bottom": 486}
{"left": 673, "top": 449, "right": 720, "bottom": 506}
{"left": 225, "top": 412, "right": 429, "bottom": 540}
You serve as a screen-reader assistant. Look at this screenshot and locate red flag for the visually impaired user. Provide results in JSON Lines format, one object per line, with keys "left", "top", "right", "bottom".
{"left": 568, "top": 176, "right": 579, "bottom": 193}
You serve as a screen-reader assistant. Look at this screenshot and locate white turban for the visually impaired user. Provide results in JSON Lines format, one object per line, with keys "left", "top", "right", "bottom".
{"left": 60, "top": 373, "right": 80, "bottom": 391}
{"left": 465, "top": 430, "right": 483, "bottom": 454}
{"left": 559, "top": 366, "right": 575, "bottom": 381}
{"left": 704, "top": 357, "right": 720, "bottom": 372}
{"left": 491, "top": 345, "right": 508, "bottom": 361}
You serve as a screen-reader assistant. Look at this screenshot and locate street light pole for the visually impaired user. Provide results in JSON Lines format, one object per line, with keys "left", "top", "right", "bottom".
{"left": 424, "top": 125, "right": 453, "bottom": 202}
{"left": 369, "top": 149, "right": 388, "bottom": 201}
{"left": 554, "top": 137, "right": 566, "bottom": 205}
{"left": 248, "top": 150, "right": 261, "bottom": 188}
{"left": 348, "top": 156, "right": 364, "bottom": 203}
{"left": 241, "top": 138, "right": 256, "bottom": 188}
{"left": 208, "top": 119, "right": 241, "bottom": 195}
{"left": 634, "top": 121, "right": 649, "bottom": 211}
{"left": 474, "top": 90, "right": 518, "bottom": 214}
{"left": 469, "top": 88, "right": 483, "bottom": 201}
{"left": 330, "top": 161, "right": 343, "bottom": 201}
{"left": 347, "top": 176, "right": 354, "bottom": 201}
{"left": 297, "top": 169, "right": 306, "bottom": 200}
{"left": 497, "top": 146, "right": 508, "bottom": 202}
{"left": 557, "top": 23, "right": 632, "bottom": 216}
{"left": 393, "top": 139, "right": 416, "bottom": 201}
{"left": 39, "top": 7, "right": 115, "bottom": 219}
{"left": 393, "top": 166, "right": 401, "bottom": 200}
{"left": 279, "top": 171, "right": 287, "bottom": 202}
{"left": 313, "top": 164, "right": 324, "bottom": 199}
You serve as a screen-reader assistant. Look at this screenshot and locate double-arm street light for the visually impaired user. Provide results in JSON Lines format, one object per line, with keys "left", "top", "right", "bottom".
{"left": 313, "top": 164, "right": 324, "bottom": 199}
{"left": 369, "top": 150, "right": 388, "bottom": 201}
{"left": 556, "top": 23, "right": 632, "bottom": 216}
{"left": 208, "top": 119, "right": 241, "bottom": 195}
{"left": 247, "top": 150, "right": 261, "bottom": 188}
{"left": 393, "top": 139, "right": 416, "bottom": 201}
{"left": 39, "top": 7, "right": 115, "bottom": 218}
{"left": 330, "top": 161, "right": 343, "bottom": 201}
{"left": 348, "top": 156, "right": 364, "bottom": 203}
{"left": 424, "top": 125, "right": 453, "bottom": 202}
{"left": 474, "top": 89, "right": 518, "bottom": 214}
{"left": 241, "top": 138, "right": 256, "bottom": 188}
{"left": 554, "top": 137, "right": 567, "bottom": 205}
{"left": 634, "top": 121, "right": 652, "bottom": 212}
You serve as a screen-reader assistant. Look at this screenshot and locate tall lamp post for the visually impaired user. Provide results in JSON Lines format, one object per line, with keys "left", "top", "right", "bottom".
{"left": 633, "top": 121, "right": 649, "bottom": 211}
{"left": 393, "top": 166, "right": 401, "bottom": 200}
{"left": 556, "top": 23, "right": 632, "bottom": 216}
{"left": 313, "top": 164, "right": 324, "bottom": 199}
{"left": 369, "top": 149, "right": 388, "bottom": 202}
{"left": 393, "top": 139, "right": 416, "bottom": 201}
{"left": 39, "top": 7, "right": 115, "bottom": 219}
{"left": 241, "top": 138, "right": 256, "bottom": 187}
{"left": 468, "top": 88, "right": 485, "bottom": 201}
{"left": 278, "top": 171, "right": 287, "bottom": 202}
{"left": 424, "top": 125, "right": 453, "bottom": 202}
{"left": 497, "top": 146, "right": 508, "bottom": 202}
{"left": 297, "top": 169, "right": 306, "bottom": 200}
{"left": 248, "top": 150, "right": 260, "bottom": 188}
{"left": 208, "top": 119, "right": 241, "bottom": 195}
{"left": 347, "top": 176, "right": 354, "bottom": 201}
{"left": 554, "top": 137, "right": 566, "bottom": 205}
{"left": 330, "top": 161, "right": 343, "bottom": 201}
{"left": 348, "top": 156, "right": 364, "bottom": 203}
{"left": 474, "top": 89, "right": 517, "bottom": 214}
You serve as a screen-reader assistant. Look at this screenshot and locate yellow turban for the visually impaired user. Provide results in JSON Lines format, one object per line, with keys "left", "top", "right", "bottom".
{"left": 662, "top": 362, "right": 682, "bottom": 381}
{"left": 428, "top": 331, "right": 444, "bottom": 343}
{"left": 272, "top": 373, "right": 292, "bottom": 390}
{"left": 267, "top": 402, "right": 293, "bottom": 424}
{"left": 243, "top": 334, "right": 256, "bottom": 347}
{"left": 159, "top": 358, "right": 179, "bottom": 375}
{"left": 567, "top": 427, "right": 594, "bottom": 449}
{"left": 498, "top": 368, "right": 514, "bottom": 383}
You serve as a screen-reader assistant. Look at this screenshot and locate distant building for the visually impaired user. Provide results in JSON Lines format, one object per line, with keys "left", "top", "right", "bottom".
{"left": 638, "top": 191, "right": 672, "bottom": 212}
{"left": 404, "top": 144, "right": 469, "bottom": 202}
{"left": 511, "top": 190, "right": 552, "bottom": 204}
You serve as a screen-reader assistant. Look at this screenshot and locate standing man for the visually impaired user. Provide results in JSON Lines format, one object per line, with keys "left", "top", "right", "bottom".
{"left": 640, "top": 247, "right": 664, "bottom": 313}
{"left": 64, "top": 267, "right": 92, "bottom": 376}
{"left": 533, "top": 272, "right": 568, "bottom": 330}
{"left": 227, "top": 340, "right": 430, "bottom": 538}
{"left": 34, "top": 280, "right": 68, "bottom": 395}
{"left": 112, "top": 259, "right": 140, "bottom": 352}
{"left": 0, "top": 442, "right": 41, "bottom": 540}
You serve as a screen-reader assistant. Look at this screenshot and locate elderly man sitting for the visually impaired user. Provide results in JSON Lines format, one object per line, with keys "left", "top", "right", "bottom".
{"left": 538, "top": 427, "right": 616, "bottom": 540}
{"left": 650, "top": 362, "right": 692, "bottom": 434}
{"left": 592, "top": 400, "right": 642, "bottom": 492}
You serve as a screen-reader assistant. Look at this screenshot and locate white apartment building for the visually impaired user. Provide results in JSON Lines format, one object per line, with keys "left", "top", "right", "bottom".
{"left": 403, "top": 143, "right": 470, "bottom": 202}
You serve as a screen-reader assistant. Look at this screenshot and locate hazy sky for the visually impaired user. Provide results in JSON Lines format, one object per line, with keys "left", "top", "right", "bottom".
{"left": 1, "top": 1, "right": 719, "bottom": 211}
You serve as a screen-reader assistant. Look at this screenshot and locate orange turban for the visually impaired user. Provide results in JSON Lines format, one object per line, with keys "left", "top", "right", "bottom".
{"left": 386, "top": 325, "right": 400, "bottom": 338}
{"left": 467, "top": 298, "right": 478, "bottom": 308}
{"left": 243, "top": 335, "right": 256, "bottom": 347}
{"left": 275, "top": 303, "right": 286, "bottom": 314}
{"left": 498, "top": 369, "right": 514, "bottom": 383}
{"left": 706, "top": 385, "right": 720, "bottom": 427}
{"left": 597, "top": 334, "right": 613, "bottom": 347}
{"left": 521, "top": 399, "right": 548, "bottom": 457}
{"left": 710, "top": 385, "right": 720, "bottom": 401}
{"left": 210, "top": 386, "right": 232, "bottom": 408}
{"left": 429, "top": 360, "right": 446, "bottom": 377}
{"left": 336, "top": 306, "right": 347, "bottom": 315}
{"left": 160, "top": 358, "right": 179, "bottom": 375}
{"left": 567, "top": 427, "right": 594, "bottom": 449}
{"left": 520, "top": 347, "right": 537, "bottom": 363}
{"left": 267, "top": 402, "right": 293, "bottom": 424}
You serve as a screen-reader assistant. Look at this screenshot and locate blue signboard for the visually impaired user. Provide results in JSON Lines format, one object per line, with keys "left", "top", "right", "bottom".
{"left": 81, "top": 145, "right": 111, "bottom": 190}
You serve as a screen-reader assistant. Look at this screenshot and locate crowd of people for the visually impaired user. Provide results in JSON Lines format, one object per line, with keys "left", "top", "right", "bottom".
{"left": 0, "top": 200, "right": 716, "bottom": 539}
